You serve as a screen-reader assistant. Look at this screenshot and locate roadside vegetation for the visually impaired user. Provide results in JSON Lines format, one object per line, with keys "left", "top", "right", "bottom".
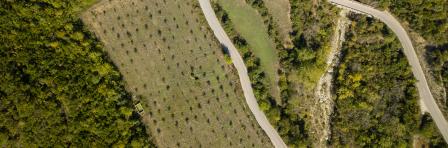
{"left": 214, "top": 2, "right": 307, "bottom": 146}
{"left": 0, "top": 0, "right": 154, "bottom": 147}
{"left": 383, "top": 0, "right": 448, "bottom": 115}
{"left": 356, "top": 0, "right": 447, "bottom": 44}
{"left": 82, "top": 0, "right": 271, "bottom": 147}
{"left": 213, "top": 0, "right": 280, "bottom": 101}
{"left": 428, "top": 46, "right": 448, "bottom": 109}
{"left": 239, "top": 0, "right": 447, "bottom": 146}
{"left": 357, "top": 0, "right": 448, "bottom": 117}
{"left": 216, "top": 0, "right": 341, "bottom": 146}
{"left": 213, "top": 3, "right": 284, "bottom": 141}
{"left": 330, "top": 13, "right": 446, "bottom": 147}
{"left": 238, "top": 0, "right": 447, "bottom": 147}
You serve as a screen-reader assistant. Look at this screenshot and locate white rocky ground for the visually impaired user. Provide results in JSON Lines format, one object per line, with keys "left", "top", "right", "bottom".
{"left": 314, "top": 9, "right": 349, "bottom": 146}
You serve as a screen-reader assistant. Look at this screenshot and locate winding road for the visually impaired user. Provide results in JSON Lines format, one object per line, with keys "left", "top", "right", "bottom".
{"left": 199, "top": 0, "right": 448, "bottom": 146}
{"left": 329, "top": 0, "right": 448, "bottom": 142}
{"left": 198, "top": 0, "right": 287, "bottom": 147}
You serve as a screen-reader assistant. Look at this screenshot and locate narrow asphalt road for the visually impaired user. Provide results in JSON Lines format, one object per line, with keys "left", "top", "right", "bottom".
{"left": 198, "top": 0, "right": 287, "bottom": 147}
{"left": 329, "top": 0, "right": 448, "bottom": 142}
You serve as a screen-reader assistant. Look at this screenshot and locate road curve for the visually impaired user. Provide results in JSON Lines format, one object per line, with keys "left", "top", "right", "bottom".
{"left": 198, "top": 0, "right": 287, "bottom": 147}
{"left": 329, "top": 0, "right": 448, "bottom": 142}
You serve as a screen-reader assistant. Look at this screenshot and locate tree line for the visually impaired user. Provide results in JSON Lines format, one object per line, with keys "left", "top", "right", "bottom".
{"left": 213, "top": 2, "right": 309, "bottom": 146}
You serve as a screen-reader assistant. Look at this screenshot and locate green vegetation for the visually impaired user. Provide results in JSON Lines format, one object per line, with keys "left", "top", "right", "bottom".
{"left": 285, "top": 0, "right": 339, "bottom": 88}
{"left": 82, "top": 0, "right": 271, "bottom": 147}
{"left": 332, "top": 14, "right": 418, "bottom": 146}
{"left": 427, "top": 45, "right": 448, "bottom": 108}
{"left": 242, "top": 0, "right": 447, "bottom": 146}
{"left": 260, "top": 0, "right": 293, "bottom": 47}
{"left": 331, "top": 13, "right": 446, "bottom": 147}
{"left": 213, "top": 2, "right": 279, "bottom": 128}
{"left": 216, "top": 0, "right": 446, "bottom": 146}
{"left": 245, "top": 0, "right": 284, "bottom": 48}
{"left": 0, "top": 0, "right": 154, "bottom": 147}
{"left": 276, "top": 1, "right": 339, "bottom": 146}
{"left": 214, "top": 0, "right": 279, "bottom": 98}
{"left": 389, "top": 0, "right": 446, "bottom": 44}
{"left": 215, "top": 0, "right": 337, "bottom": 146}
{"left": 235, "top": 0, "right": 340, "bottom": 146}
{"left": 358, "top": 0, "right": 448, "bottom": 114}
{"left": 266, "top": 0, "right": 339, "bottom": 146}
{"left": 418, "top": 114, "right": 448, "bottom": 147}
{"left": 357, "top": 0, "right": 447, "bottom": 44}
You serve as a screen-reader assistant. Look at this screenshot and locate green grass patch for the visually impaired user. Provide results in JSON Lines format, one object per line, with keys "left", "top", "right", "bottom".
{"left": 215, "top": 0, "right": 278, "bottom": 88}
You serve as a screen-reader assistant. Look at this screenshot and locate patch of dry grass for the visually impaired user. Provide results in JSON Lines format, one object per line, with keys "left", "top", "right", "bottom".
{"left": 262, "top": 0, "right": 293, "bottom": 47}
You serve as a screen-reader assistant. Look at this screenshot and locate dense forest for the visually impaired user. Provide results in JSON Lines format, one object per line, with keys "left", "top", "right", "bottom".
{"left": 357, "top": 0, "right": 448, "bottom": 110}
{"left": 331, "top": 13, "right": 446, "bottom": 147}
{"left": 0, "top": 0, "right": 154, "bottom": 147}
{"left": 357, "top": 0, "right": 447, "bottom": 44}
{"left": 285, "top": 0, "right": 338, "bottom": 73}
{"left": 427, "top": 45, "right": 448, "bottom": 108}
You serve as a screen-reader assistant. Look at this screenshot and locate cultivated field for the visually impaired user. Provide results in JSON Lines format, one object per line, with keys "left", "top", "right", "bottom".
{"left": 81, "top": 0, "right": 271, "bottom": 147}
{"left": 214, "top": 0, "right": 280, "bottom": 100}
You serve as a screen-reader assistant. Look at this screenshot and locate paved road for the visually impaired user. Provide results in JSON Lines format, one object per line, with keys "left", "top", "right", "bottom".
{"left": 329, "top": 0, "right": 448, "bottom": 142}
{"left": 198, "top": 0, "right": 287, "bottom": 147}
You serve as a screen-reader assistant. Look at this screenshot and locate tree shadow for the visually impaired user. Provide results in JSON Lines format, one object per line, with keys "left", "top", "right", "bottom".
{"left": 220, "top": 43, "right": 230, "bottom": 55}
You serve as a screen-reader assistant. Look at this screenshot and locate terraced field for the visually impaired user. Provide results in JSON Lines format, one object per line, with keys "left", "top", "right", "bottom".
{"left": 81, "top": 0, "right": 271, "bottom": 147}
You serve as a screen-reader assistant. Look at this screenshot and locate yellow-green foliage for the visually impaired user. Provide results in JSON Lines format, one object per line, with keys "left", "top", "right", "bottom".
{"left": 224, "top": 54, "right": 233, "bottom": 64}
{"left": 331, "top": 14, "right": 444, "bottom": 147}
{"left": 0, "top": 0, "right": 153, "bottom": 147}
